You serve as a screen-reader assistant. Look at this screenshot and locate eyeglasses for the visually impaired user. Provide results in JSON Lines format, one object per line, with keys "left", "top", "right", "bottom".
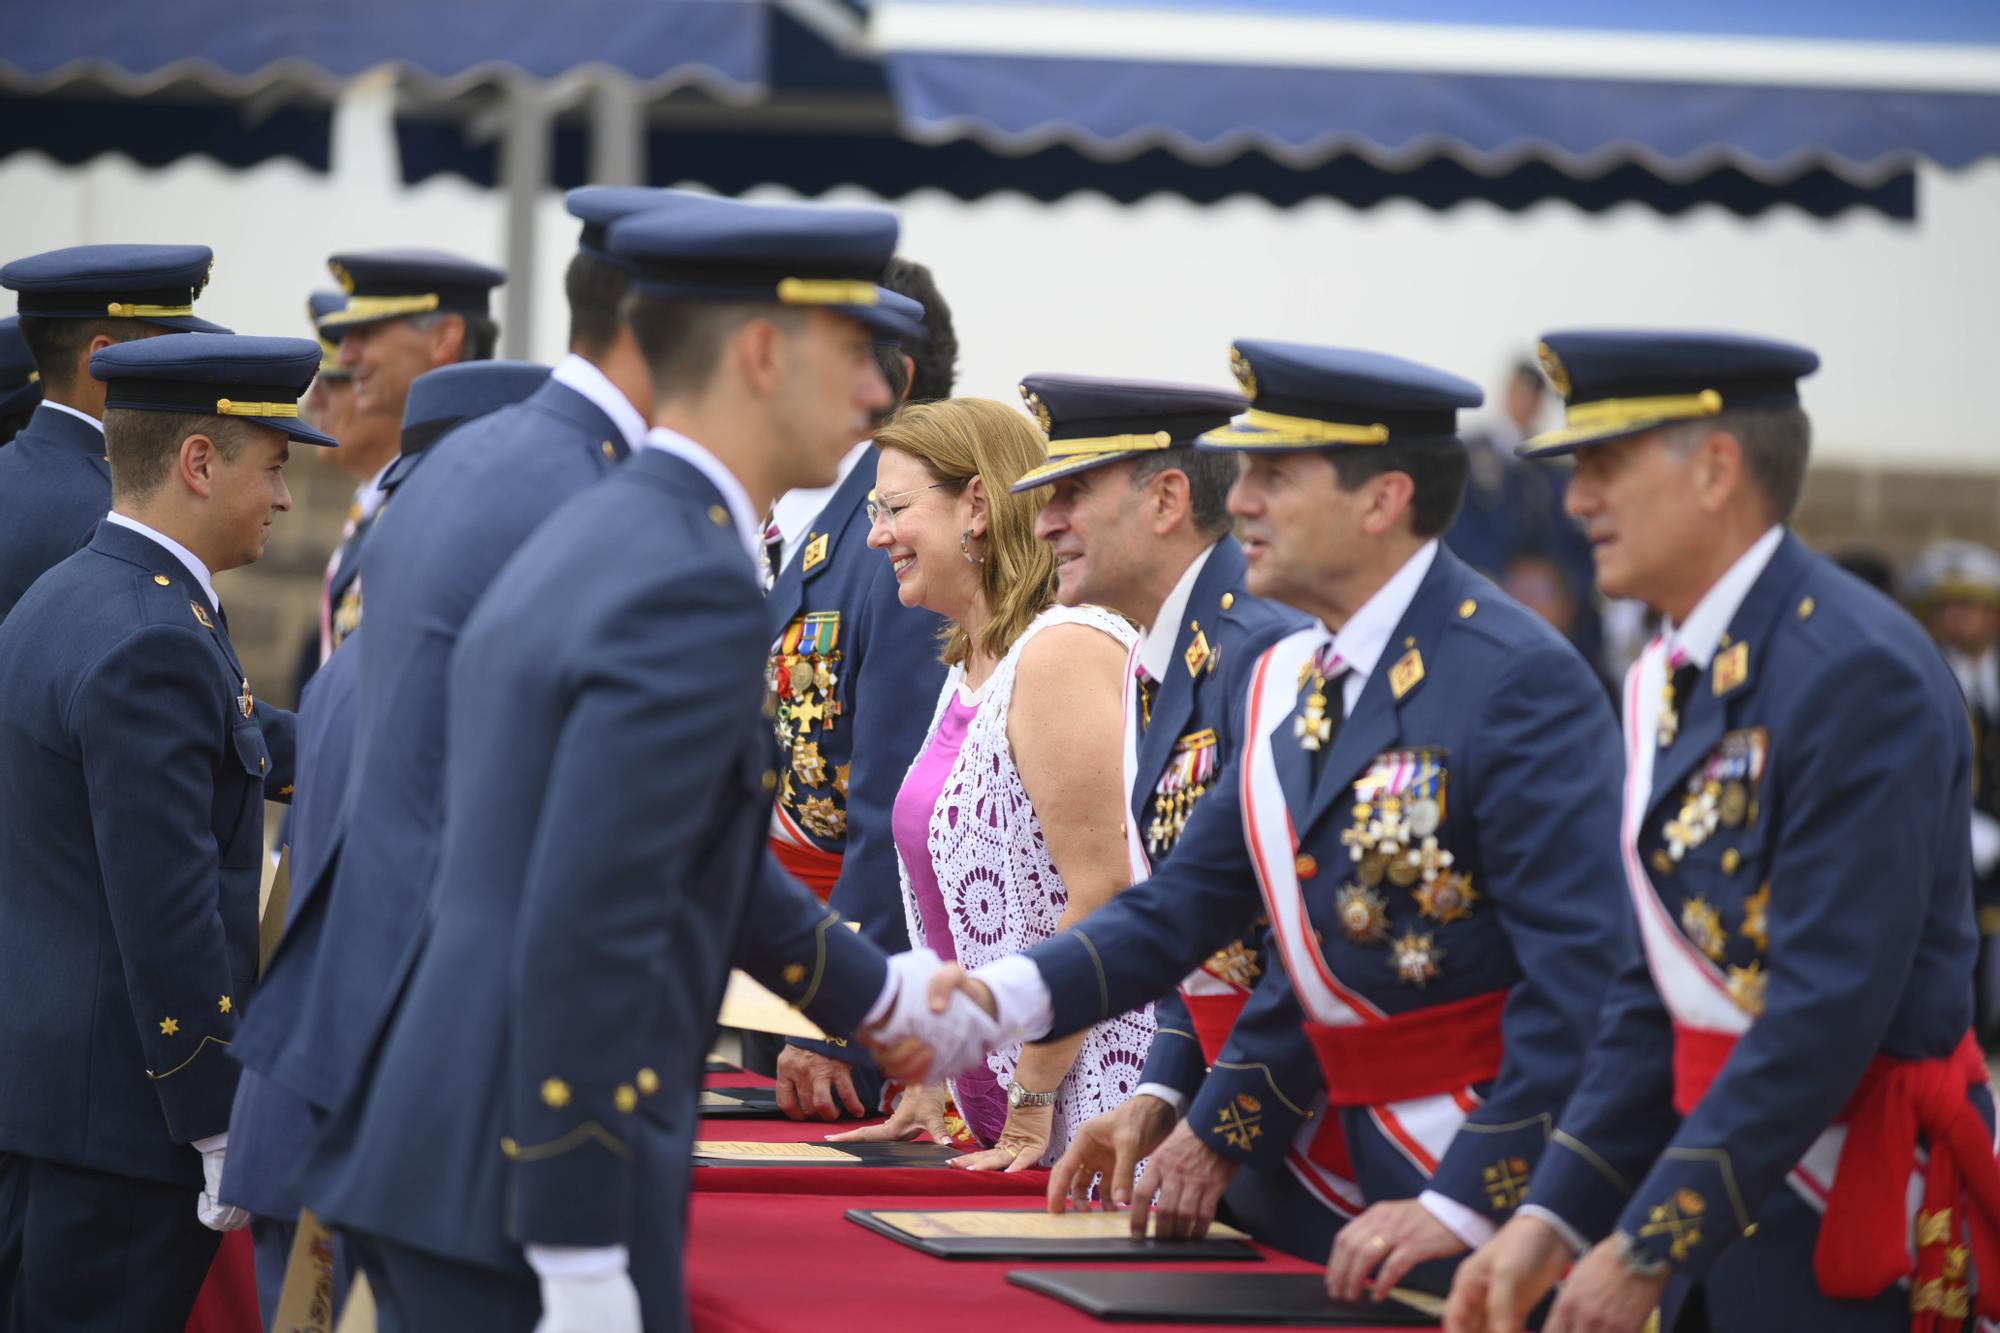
{"left": 865, "top": 482, "right": 953, "bottom": 530}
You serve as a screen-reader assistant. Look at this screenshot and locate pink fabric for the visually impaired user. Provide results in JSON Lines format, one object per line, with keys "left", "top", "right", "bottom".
{"left": 894, "top": 692, "right": 1006, "bottom": 1143}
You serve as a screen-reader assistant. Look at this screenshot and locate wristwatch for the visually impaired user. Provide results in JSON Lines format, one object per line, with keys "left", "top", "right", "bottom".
{"left": 1006, "top": 1079, "right": 1056, "bottom": 1110}
{"left": 1611, "top": 1229, "right": 1674, "bottom": 1279}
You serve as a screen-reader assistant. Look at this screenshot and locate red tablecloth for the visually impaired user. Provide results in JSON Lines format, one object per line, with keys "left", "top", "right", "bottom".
{"left": 692, "top": 1108, "right": 1051, "bottom": 1197}
{"left": 686, "top": 1190, "right": 1418, "bottom": 1333}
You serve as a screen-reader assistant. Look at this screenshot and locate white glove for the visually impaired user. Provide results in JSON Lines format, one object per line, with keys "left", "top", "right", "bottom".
{"left": 1973, "top": 812, "right": 2000, "bottom": 879}
{"left": 528, "top": 1245, "right": 641, "bottom": 1333}
{"left": 868, "top": 948, "right": 1005, "bottom": 1083}
{"left": 193, "top": 1134, "right": 249, "bottom": 1232}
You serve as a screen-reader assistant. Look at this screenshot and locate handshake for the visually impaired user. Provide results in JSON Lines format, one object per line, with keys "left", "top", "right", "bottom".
{"left": 857, "top": 948, "right": 1041, "bottom": 1083}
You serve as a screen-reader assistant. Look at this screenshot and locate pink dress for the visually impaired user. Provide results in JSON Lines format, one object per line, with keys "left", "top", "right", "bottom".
{"left": 892, "top": 687, "right": 1008, "bottom": 1143}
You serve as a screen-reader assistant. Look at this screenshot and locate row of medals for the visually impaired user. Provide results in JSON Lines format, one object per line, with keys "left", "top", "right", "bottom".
{"left": 1147, "top": 783, "right": 1206, "bottom": 855}
{"left": 1332, "top": 792, "right": 1477, "bottom": 988}
{"left": 771, "top": 650, "right": 845, "bottom": 838}
{"left": 1662, "top": 775, "right": 1767, "bottom": 1016}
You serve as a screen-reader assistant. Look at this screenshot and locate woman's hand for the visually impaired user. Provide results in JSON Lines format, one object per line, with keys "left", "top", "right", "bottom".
{"left": 826, "top": 1083, "right": 950, "bottom": 1143}
{"left": 952, "top": 1101, "right": 1053, "bottom": 1172}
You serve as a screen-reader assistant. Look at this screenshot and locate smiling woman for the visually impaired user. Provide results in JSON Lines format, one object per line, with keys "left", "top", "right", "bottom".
{"left": 843, "top": 399, "right": 1152, "bottom": 1169}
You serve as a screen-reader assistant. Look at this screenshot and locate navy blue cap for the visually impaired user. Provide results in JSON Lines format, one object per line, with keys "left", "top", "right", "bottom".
{"left": 605, "top": 194, "right": 902, "bottom": 338}
{"left": 90, "top": 333, "right": 337, "bottom": 447}
{"left": 320, "top": 249, "right": 505, "bottom": 331}
{"left": 1011, "top": 374, "right": 1246, "bottom": 492}
{"left": 307, "top": 291, "right": 349, "bottom": 377}
{"left": 870, "top": 290, "right": 926, "bottom": 347}
{"left": 1198, "top": 341, "right": 1482, "bottom": 452}
{"left": 0, "top": 243, "right": 228, "bottom": 333}
{"left": 1521, "top": 330, "right": 1820, "bottom": 458}
{"left": 397, "top": 360, "right": 550, "bottom": 457}
{"left": 0, "top": 315, "right": 41, "bottom": 419}
{"left": 566, "top": 186, "right": 703, "bottom": 260}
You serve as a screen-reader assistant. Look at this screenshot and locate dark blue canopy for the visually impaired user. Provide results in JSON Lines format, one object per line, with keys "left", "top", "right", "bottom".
{"left": 866, "top": 0, "right": 2000, "bottom": 183}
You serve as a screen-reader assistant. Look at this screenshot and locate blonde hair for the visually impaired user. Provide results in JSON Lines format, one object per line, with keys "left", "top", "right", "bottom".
{"left": 874, "top": 398, "right": 1058, "bottom": 668}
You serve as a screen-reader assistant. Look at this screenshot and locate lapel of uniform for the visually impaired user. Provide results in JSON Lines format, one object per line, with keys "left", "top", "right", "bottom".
{"left": 92, "top": 521, "right": 245, "bottom": 691}
{"left": 1296, "top": 548, "right": 1454, "bottom": 838}
{"left": 766, "top": 452, "right": 875, "bottom": 632}
{"left": 1134, "top": 551, "right": 1234, "bottom": 829}
{"left": 1646, "top": 533, "right": 1808, "bottom": 823}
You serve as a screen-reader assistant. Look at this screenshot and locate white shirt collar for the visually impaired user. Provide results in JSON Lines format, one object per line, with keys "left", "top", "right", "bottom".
{"left": 43, "top": 401, "right": 105, "bottom": 435}
{"left": 551, "top": 352, "right": 648, "bottom": 452}
{"left": 1137, "top": 541, "right": 1217, "bottom": 684}
{"left": 105, "top": 511, "right": 219, "bottom": 613}
{"left": 772, "top": 439, "right": 872, "bottom": 570}
{"left": 1663, "top": 525, "right": 1785, "bottom": 669}
{"left": 1327, "top": 539, "right": 1440, "bottom": 689}
{"left": 636, "top": 426, "right": 763, "bottom": 570}
{"left": 354, "top": 458, "right": 395, "bottom": 523}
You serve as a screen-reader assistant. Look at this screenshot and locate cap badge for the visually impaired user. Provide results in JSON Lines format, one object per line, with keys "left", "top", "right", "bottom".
{"left": 1535, "top": 341, "right": 1571, "bottom": 398}
{"left": 1229, "top": 347, "right": 1258, "bottom": 399}
{"left": 1019, "top": 387, "right": 1051, "bottom": 435}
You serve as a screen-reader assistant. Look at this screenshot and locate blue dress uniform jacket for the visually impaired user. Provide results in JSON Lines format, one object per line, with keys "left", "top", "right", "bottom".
{"left": 1023, "top": 546, "right": 1625, "bottom": 1228}
{"left": 1133, "top": 537, "right": 1307, "bottom": 1099}
{"left": 767, "top": 449, "right": 944, "bottom": 1078}
{"left": 1526, "top": 533, "right": 1987, "bottom": 1327}
{"left": 239, "top": 376, "right": 627, "bottom": 1116}
{"left": 305, "top": 449, "right": 890, "bottom": 1329}
{"left": 0, "top": 521, "right": 278, "bottom": 1186}
{"left": 0, "top": 403, "right": 109, "bottom": 623}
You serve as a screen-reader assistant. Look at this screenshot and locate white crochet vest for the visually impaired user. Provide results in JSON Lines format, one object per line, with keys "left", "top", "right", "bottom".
{"left": 898, "top": 604, "right": 1156, "bottom": 1161}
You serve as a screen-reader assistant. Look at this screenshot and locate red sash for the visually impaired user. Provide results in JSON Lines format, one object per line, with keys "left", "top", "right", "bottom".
{"left": 1674, "top": 1024, "right": 2000, "bottom": 1329}
{"left": 768, "top": 835, "right": 842, "bottom": 903}
{"left": 1302, "top": 989, "right": 1507, "bottom": 1107}
{"left": 1183, "top": 992, "right": 1247, "bottom": 1065}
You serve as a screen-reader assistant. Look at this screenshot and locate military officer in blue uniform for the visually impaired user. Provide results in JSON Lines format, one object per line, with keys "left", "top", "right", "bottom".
{"left": 901, "top": 341, "right": 1627, "bottom": 1301}
{"left": 239, "top": 191, "right": 663, "bottom": 1164}
{"left": 1448, "top": 334, "right": 2000, "bottom": 1333}
{"left": 222, "top": 359, "right": 548, "bottom": 1328}
{"left": 0, "top": 315, "right": 41, "bottom": 444}
{"left": 312, "top": 247, "right": 504, "bottom": 659}
{"left": 1012, "top": 374, "right": 1361, "bottom": 1254}
{"left": 0, "top": 243, "right": 227, "bottom": 621}
{"left": 765, "top": 269, "right": 952, "bottom": 1121}
{"left": 0, "top": 332, "right": 329, "bottom": 1331}
{"left": 303, "top": 193, "right": 937, "bottom": 1333}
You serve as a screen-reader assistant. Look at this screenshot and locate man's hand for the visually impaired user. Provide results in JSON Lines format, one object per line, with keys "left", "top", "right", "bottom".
{"left": 1542, "top": 1235, "right": 1667, "bottom": 1333}
{"left": 1326, "top": 1198, "right": 1468, "bottom": 1302}
{"left": 924, "top": 961, "right": 999, "bottom": 1024}
{"left": 1129, "top": 1119, "right": 1241, "bottom": 1240}
{"left": 858, "top": 950, "right": 1002, "bottom": 1084}
{"left": 529, "top": 1255, "right": 641, "bottom": 1333}
{"left": 774, "top": 1046, "right": 867, "bottom": 1122}
{"left": 1048, "top": 1094, "right": 1178, "bottom": 1215}
{"left": 1444, "top": 1212, "right": 1575, "bottom": 1333}
{"left": 828, "top": 1083, "right": 951, "bottom": 1144}
{"left": 195, "top": 1140, "right": 247, "bottom": 1232}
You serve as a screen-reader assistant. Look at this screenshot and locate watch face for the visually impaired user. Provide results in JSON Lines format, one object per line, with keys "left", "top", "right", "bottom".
{"left": 1007, "top": 1083, "right": 1022, "bottom": 1109}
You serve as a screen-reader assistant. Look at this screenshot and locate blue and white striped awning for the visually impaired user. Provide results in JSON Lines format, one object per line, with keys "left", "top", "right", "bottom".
{"left": 866, "top": 0, "right": 2000, "bottom": 182}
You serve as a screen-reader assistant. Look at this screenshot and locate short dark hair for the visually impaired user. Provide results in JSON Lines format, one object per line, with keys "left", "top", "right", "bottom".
{"left": 1329, "top": 438, "right": 1470, "bottom": 538}
{"left": 871, "top": 343, "right": 912, "bottom": 430}
{"left": 1130, "top": 445, "right": 1237, "bottom": 535}
{"left": 624, "top": 296, "right": 803, "bottom": 401}
{"left": 103, "top": 409, "right": 251, "bottom": 503}
{"left": 1669, "top": 407, "right": 1811, "bottom": 522}
{"left": 17, "top": 316, "right": 153, "bottom": 395}
{"left": 565, "top": 250, "right": 631, "bottom": 356}
{"left": 879, "top": 257, "right": 956, "bottom": 404}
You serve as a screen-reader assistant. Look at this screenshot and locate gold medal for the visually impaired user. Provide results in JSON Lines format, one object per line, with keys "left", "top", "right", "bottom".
{"left": 1719, "top": 781, "right": 1748, "bottom": 828}
{"left": 789, "top": 659, "right": 815, "bottom": 695}
{"left": 1387, "top": 856, "right": 1420, "bottom": 889}
{"left": 1414, "top": 872, "right": 1479, "bottom": 925}
{"left": 1679, "top": 895, "right": 1727, "bottom": 962}
{"left": 1389, "top": 929, "right": 1443, "bottom": 987}
{"left": 1336, "top": 885, "right": 1390, "bottom": 944}
{"left": 1355, "top": 852, "right": 1388, "bottom": 888}
{"left": 1294, "top": 691, "right": 1333, "bottom": 751}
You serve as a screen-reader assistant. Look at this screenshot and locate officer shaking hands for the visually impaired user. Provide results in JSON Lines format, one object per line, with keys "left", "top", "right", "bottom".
{"left": 0, "top": 333, "right": 327, "bottom": 1332}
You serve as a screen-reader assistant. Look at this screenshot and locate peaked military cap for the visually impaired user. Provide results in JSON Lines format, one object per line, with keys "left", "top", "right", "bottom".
{"left": 1904, "top": 540, "right": 2000, "bottom": 611}
{"left": 0, "top": 315, "right": 41, "bottom": 419}
{"left": 307, "top": 290, "right": 349, "bottom": 378}
{"left": 0, "top": 243, "right": 228, "bottom": 333}
{"left": 320, "top": 248, "right": 505, "bottom": 331}
{"left": 605, "top": 193, "right": 905, "bottom": 339}
{"left": 390, "top": 359, "right": 550, "bottom": 467}
{"left": 90, "top": 333, "right": 337, "bottom": 447}
{"left": 1010, "top": 374, "right": 1246, "bottom": 491}
{"left": 566, "top": 185, "right": 699, "bottom": 260}
{"left": 1521, "top": 330, "right": 1820, "bottom": 458}
{"left": 870, "top": 289, "right": 927, "bottom": 347}
{"left": 1198, "top": 340, "right": 1482, "bottom": 452}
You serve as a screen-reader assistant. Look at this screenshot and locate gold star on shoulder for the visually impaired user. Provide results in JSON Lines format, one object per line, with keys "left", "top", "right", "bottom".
{"left": 540, "top": 1077, "right": 571, "bottom": 1108}
{"left": 1680, "top": 895, "right": 1728, "bottom": 962}
{"left": 217, "top": 995, "right": 233, "bottom": 1014}
{"left": 159, "top": 1016, "right": 180, "bottom": 1036}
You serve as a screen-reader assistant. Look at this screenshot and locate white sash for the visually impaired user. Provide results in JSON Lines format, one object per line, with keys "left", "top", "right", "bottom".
{"left": 1620, "top": 639, "right": 1748, "bottom": 1036}
{"left": 1239, "top": 630, "right": 1382, "bottom": 1028}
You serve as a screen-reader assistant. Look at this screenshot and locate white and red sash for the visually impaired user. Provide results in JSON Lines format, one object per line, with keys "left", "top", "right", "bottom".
{"left": 1238, "top": 633, "right": 1483, "bottom": 1186}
